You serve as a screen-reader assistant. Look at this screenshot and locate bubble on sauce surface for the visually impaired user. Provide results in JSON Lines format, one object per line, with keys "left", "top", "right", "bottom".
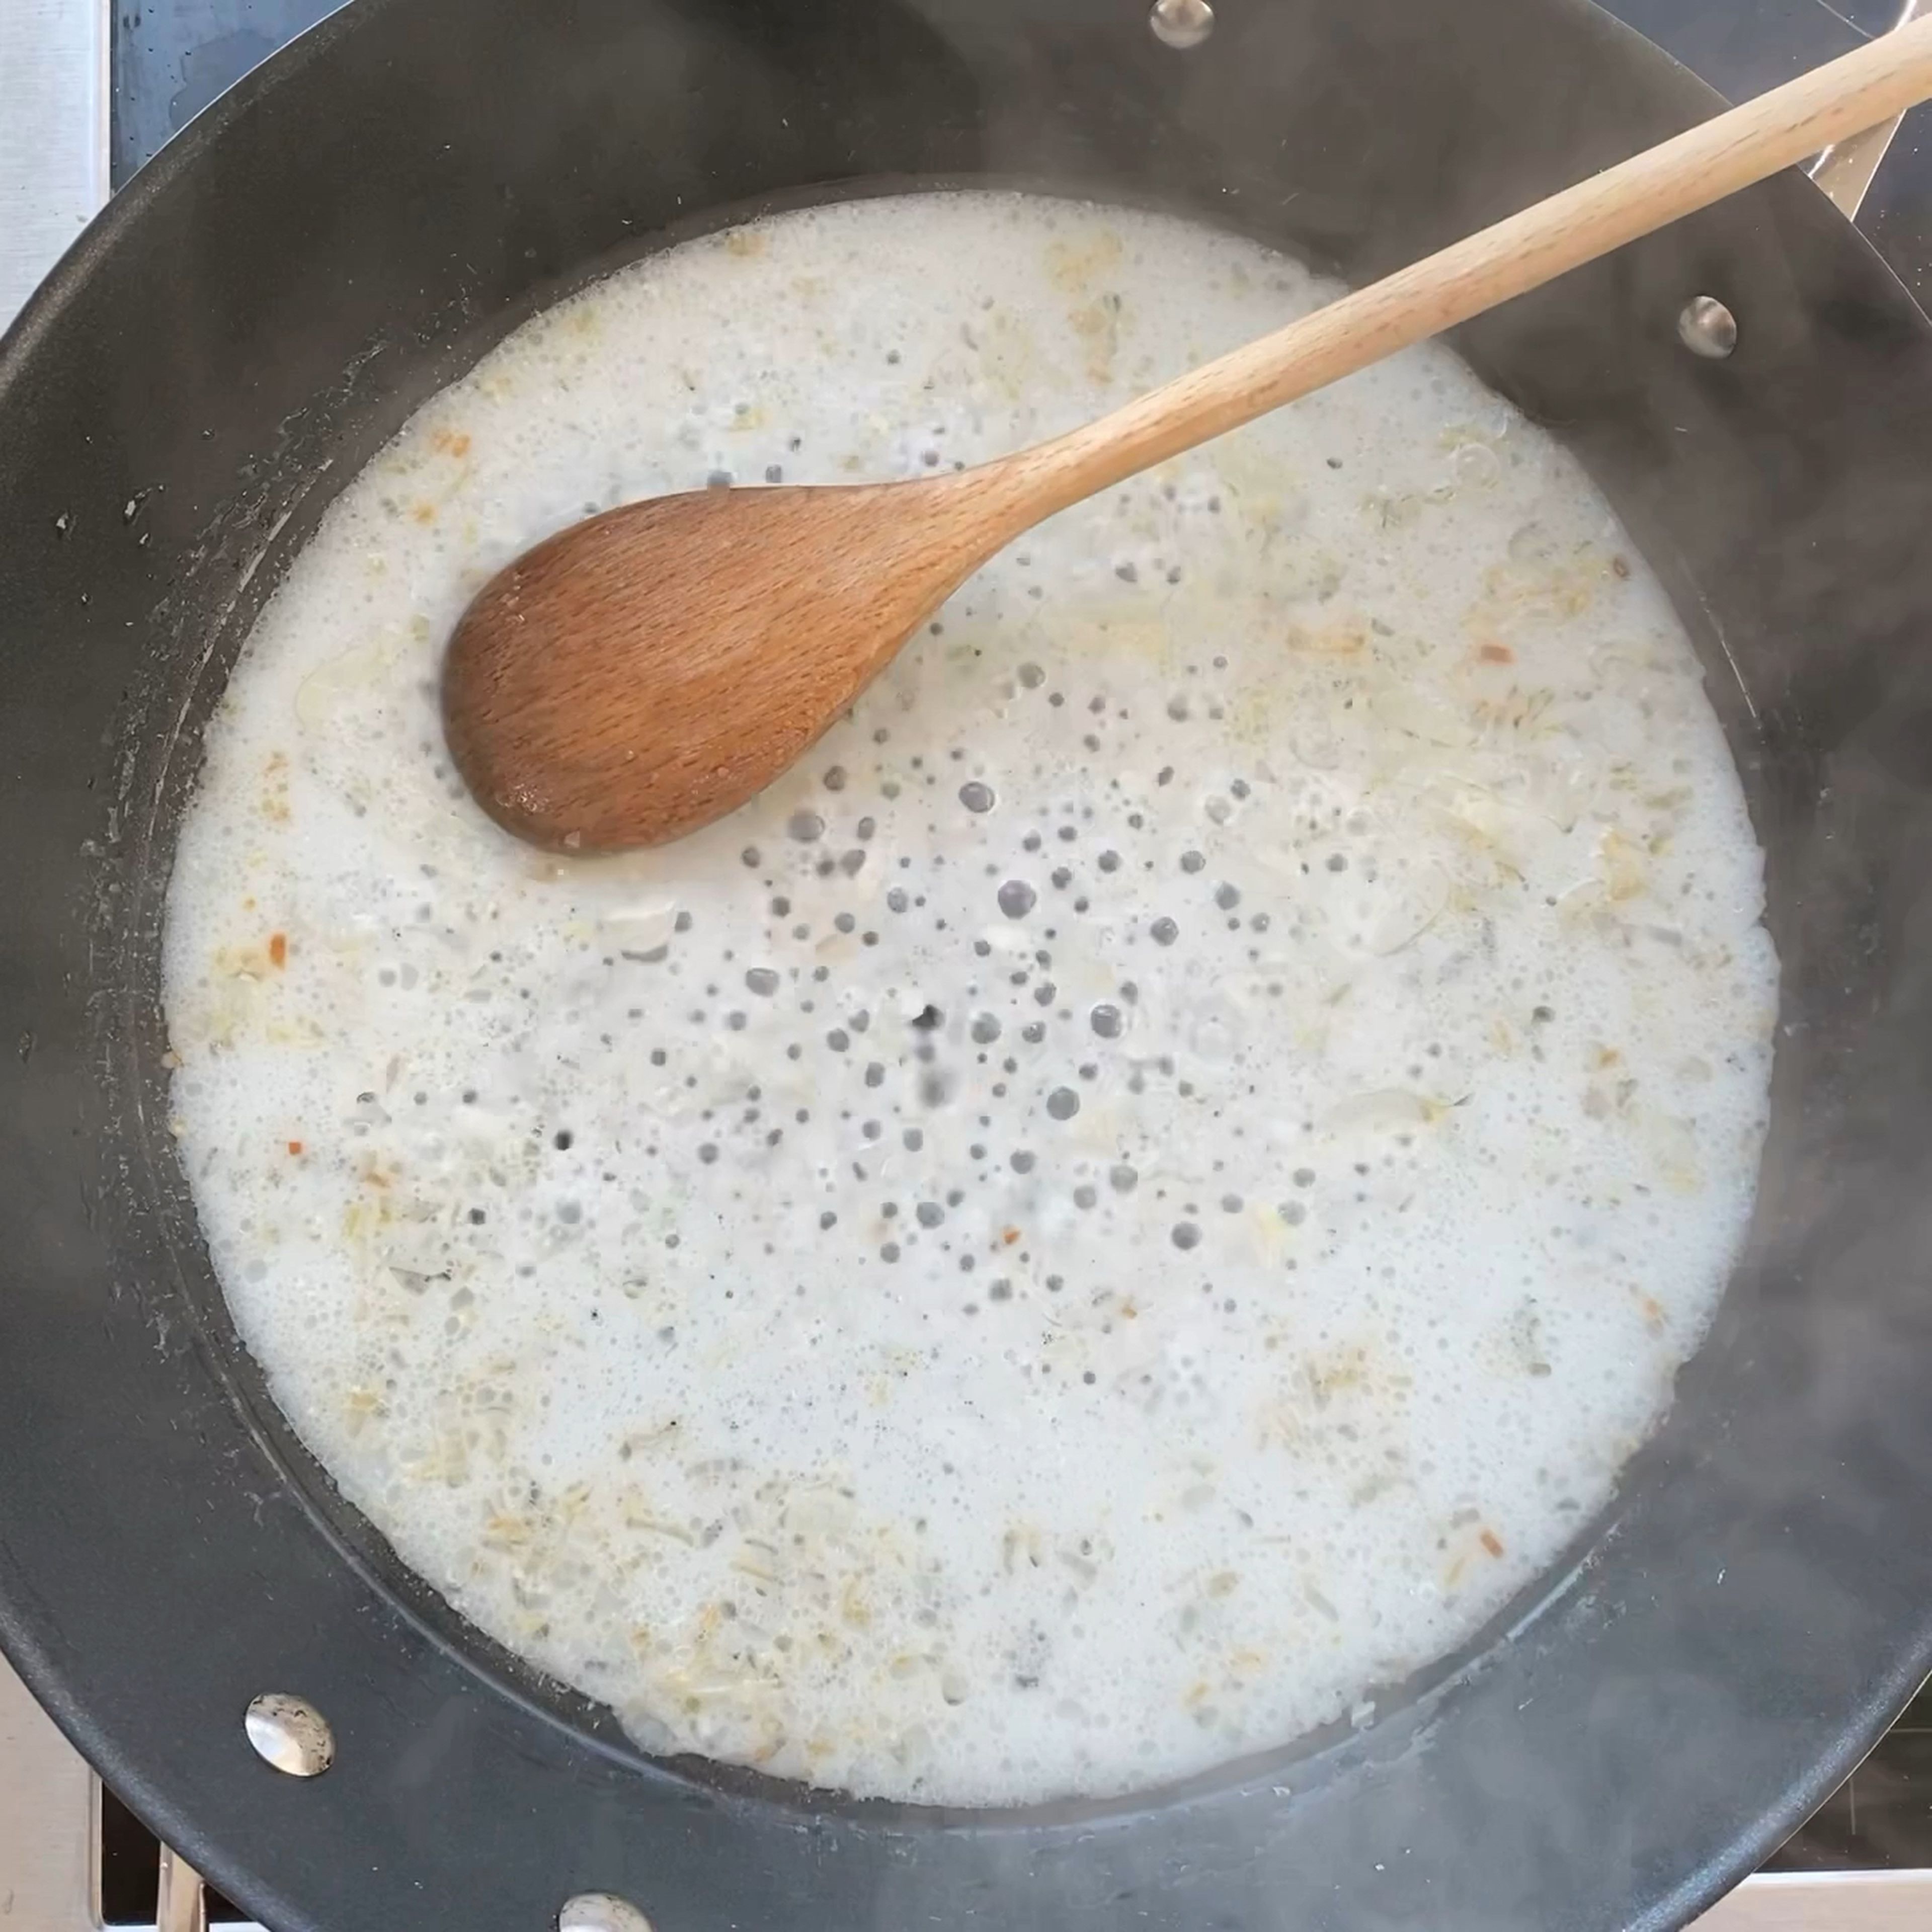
{"left": 162, "top": 190, "right": 1777, "bottom": 1811}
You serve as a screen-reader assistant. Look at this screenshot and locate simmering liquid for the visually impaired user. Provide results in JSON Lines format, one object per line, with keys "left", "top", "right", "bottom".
{"left": 163, "top": 193, "right": 1778, "bottom": 1805}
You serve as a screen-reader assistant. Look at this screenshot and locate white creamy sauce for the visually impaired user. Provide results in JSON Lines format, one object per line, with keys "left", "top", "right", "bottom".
{"left": 163, "top": 193, "right": 1778, "bottom": 1806}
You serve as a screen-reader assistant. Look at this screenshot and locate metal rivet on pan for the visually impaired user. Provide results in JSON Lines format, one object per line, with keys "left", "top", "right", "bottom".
{"left": 1677, "top": 295, "right": 1738, "bottom": 359}
{"left": 1149, "top": 0, "right": 1215, "bottom": 49}
{"left": 243, "top": 1693, "right": 335, "bottom": 1778}
{"left": 558, "top": 1895, "right": 655, "bottom": 1932}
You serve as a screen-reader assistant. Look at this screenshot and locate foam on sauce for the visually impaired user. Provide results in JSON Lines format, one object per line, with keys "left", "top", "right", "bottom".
{"left": 163, "top": 192, "right": 1778, "bottom": 1805}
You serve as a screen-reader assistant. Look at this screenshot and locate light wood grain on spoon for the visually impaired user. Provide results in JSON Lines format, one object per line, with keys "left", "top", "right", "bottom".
{"left": 444, "top": 16, "right": 1932, "bottom": 854}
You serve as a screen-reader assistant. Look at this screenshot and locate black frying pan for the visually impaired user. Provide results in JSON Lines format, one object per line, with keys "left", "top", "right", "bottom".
{"left": 4, "top": 1, "right": 1932, "bottom": 1927}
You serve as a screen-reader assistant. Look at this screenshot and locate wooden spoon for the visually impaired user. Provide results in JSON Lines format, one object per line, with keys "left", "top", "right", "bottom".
{"left": 444, "top": 19, "right": 1932, "bottom": 854}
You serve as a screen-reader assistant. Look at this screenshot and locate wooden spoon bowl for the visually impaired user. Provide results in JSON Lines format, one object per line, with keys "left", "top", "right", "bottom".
{"left": 443, "top": 473, "right": 1004, "bottom": 852}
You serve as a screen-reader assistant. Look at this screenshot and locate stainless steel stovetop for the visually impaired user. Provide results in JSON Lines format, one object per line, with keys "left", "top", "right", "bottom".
{"left": 2, "top": 1, "right": 1930, "bottom": 1925}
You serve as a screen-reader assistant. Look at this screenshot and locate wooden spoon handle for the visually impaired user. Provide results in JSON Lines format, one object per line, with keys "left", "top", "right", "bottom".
{"left": 994, "top": 15, "right": 1932, "bottom": 520}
